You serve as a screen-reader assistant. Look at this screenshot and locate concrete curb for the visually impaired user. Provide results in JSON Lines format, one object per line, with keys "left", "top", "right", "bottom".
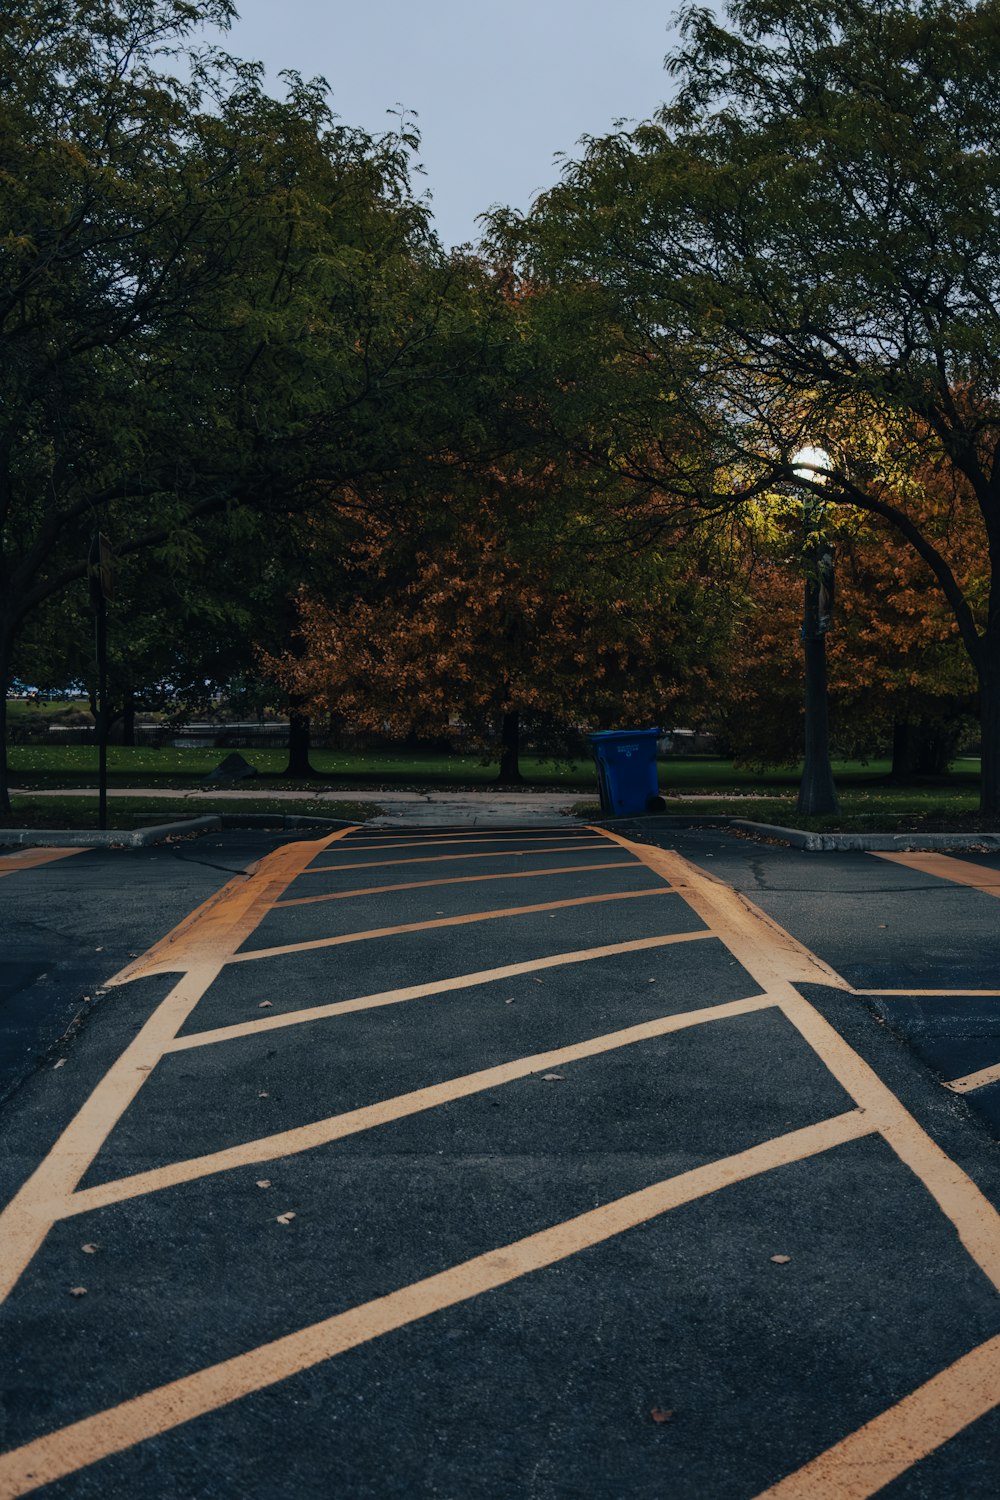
{"left": 731, "top": 821, "right": 1000, "bottom": 852}
{"left": 0, "top": 813, "right": 358, "bottom": 850}
{"left": 591, "top": 813, "right": 1000, "bottom": 852}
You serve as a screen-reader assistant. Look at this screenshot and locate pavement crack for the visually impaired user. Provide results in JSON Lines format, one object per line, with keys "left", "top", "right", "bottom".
{"left": 167, "top": 848, "right": 253, "bottom": 878}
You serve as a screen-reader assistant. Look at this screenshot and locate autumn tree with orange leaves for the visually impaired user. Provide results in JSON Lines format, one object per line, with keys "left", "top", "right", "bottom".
{"left": 270, "top": 475, "right": 729, "bottom": 782}
{"left": 717, "top": 484, "right": 982, "bottom": 772}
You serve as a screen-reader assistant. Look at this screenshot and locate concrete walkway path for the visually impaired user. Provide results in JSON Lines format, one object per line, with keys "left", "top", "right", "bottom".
{"left": 12, "top": 786, "right": 584, "bottom": 827}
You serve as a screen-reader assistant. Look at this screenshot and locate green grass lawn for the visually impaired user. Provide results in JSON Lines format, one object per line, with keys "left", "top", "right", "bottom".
{"left": 573, "top": 778, "right": 993, "bottom": 833}
{"left": 6, "top": 698, "right": 84, "bottom": 720}
{"left": 6, "top": 794, "right": 380, "bottom": 832}
{"left": 4, "top": 745, "right": 990, "bottom": 832}
{"left": 8, "top": 744, "right": 983, "bottom": 792}
{"left": 8, "top": 745, "right": 601, "bottom": 789}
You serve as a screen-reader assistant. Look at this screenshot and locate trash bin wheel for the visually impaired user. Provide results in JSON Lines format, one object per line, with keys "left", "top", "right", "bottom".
{"left": 646, "top": 794, "right": 667, "bottom": 813}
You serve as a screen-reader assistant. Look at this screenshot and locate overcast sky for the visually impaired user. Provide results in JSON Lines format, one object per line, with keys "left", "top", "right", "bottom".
{"left": 205, "top": 1, "right": 682, "bottom": 249}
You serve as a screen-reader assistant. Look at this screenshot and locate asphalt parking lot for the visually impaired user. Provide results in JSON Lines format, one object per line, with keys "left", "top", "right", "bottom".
{"left": 1, "top": 823, "right": 1000, "bottom": 1498}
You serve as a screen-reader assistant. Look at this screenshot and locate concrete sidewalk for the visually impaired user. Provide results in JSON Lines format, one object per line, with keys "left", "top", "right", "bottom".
{"left": 11, "top": 786, "right": 583, "bottom": 827}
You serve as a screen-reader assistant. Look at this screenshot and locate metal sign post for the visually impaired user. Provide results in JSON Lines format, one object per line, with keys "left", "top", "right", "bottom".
{"left": 88, "top": 533, "right": 114, "bottom": 831}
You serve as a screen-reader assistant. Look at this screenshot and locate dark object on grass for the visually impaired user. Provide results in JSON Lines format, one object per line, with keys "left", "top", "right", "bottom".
{"left": 206, "top": 752, "right": 258, "bottom": 782}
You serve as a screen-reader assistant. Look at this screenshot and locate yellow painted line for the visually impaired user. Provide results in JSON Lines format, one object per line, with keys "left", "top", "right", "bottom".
{"left": 0, "top": 1109, "right": 871, "bottom": 1497}
{"left": 855, "top": 989, "right": 1000, "bottom": 997}
{"left": 0, "top": 831, "right": 353, "bottom": 1309}
{"left": 313, "top": 835, "right": 601, "bottom": 856}
{"left": 169, "top": 929, "right": 717, "bottom": 1053}
{"left": 872, "top": 850, "right": 1000, "bottom": 895}
{"left": 598, "top": 831, "right": 853, "bottom": 993}
{"left": 302, "top": 843, "right": 612, "bottom": 874}
{"left": 0, "top": 847, "right": 84, "bottom": 876}
{"left": 57, "top": 989, "right": 776, "bottom": 1216}
{"left": 944, "top": 1061, "right": 1000, "bottom": 1095}
{"left": 274, "top": 861, "right": 637, "bottom": 907}
{"left": 601, "top": 831, "right": 1000, "bottom": 1297}
{"left": 104, "top": 827, "right": 354, "bottom": 986}
{"left": 754, "top": 1331, "right": 1000, "bottom": 1500}
{"left": 344, "top": 827, "right": 586, "bottom": 840}
{"left": 229, "top": 888, "right": 676, "bottom": 965}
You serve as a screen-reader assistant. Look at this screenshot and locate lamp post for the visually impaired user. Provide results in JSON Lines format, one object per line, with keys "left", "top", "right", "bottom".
{"left": 88, "top": 532, "right": 114, "bottom": 831}
{"left": 791, "top": 447, "right": 839, "bottom": 816}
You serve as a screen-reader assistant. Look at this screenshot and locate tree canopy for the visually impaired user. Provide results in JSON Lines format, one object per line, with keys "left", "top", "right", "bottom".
{"left": 489, "top": 0, "right": 1000, "bottom": 808}
{"left": 0, "top": 0, "right": 512, "bottom": 811}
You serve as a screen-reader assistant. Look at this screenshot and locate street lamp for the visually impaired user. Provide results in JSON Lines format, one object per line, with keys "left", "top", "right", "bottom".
{"left": 790, "top": 446, "right": 839, "bottom": 816}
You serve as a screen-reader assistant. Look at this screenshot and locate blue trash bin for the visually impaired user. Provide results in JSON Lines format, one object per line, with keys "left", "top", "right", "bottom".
{"left": 588, "top": 728, "right": 666, "bottom": 818}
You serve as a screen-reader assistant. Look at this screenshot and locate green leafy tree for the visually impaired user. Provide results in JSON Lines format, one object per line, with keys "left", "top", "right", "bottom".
{"left": 0, "top": 0, "right": 501, "bottom": 815}
{"left": 491, "top": 0, "right": 1000, "bottom": 812}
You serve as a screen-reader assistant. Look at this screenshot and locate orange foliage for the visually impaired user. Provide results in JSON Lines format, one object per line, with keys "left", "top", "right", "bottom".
{"left": 269, "top": 496, "right": 721, "bottom": 750}
{"left": 719, "top": 481, "right": 983, "bottom": 765}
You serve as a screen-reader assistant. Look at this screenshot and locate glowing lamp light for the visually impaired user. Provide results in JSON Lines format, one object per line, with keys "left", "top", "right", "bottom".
{"left": 790, "top": 445, "right": 831, "bottom": 482}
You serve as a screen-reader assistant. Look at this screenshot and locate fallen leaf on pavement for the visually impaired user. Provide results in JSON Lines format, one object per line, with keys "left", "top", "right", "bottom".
{"left": 69, "top": 1287, "right": 87, "bottom": 1297}
{"left": 650, "top": 1408, "right": 673, "bottom": 1424}
{"left": 81, "top": 1244, "right": 98, "bottom": 1255}
{"left": 542, "top": 1073, "right": 564, "bottom": 1082}
{"left": 256, "top": 1180, "right": 272, "bottom": 1189}
{"left": 258, "top": 1001, "right": 273, "bottom": 1009}
{"left": 258, "top": 1091, "right": 270, "bottom": 1098}
{"left": 276, "top": 1212, "right": 296, "bottom": 1225}
{"left": 52, "top": 1059, "right": 66, "bottom": 1070}
{"left": 505, "top": 998, "right": 515, "bottom": 1005}
{"left": 770, "top": 1254, "right": 792, "bottom": 1265}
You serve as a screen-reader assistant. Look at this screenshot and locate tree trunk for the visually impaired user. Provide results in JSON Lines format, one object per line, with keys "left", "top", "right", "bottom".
{"left": 283, "top": 706, "right": 314, "bottom": 778}
{"left": 497, "top": 709, "right": 523, "bottom": 785}
{"left": 891, "top": 720, "right": 913, "bottom": 781}
{"left": 0, "top": 639, "right": 11, "bottom": 822}
{"left": 912, "top": 721, "right": 953, "bottom": 777}
{"left": 979, "top": 652, "right": 1000, "bottom": 816}
{"left": 121, "top": 690, "right": 136, "bottom": 748}
{"left": 797, "top": 594, "right": 839, "bottom": 817}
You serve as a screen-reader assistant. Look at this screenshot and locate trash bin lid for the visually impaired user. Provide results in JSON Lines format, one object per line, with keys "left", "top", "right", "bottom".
{"left": 587, "top": 728, "right": 661, "bottom": 742}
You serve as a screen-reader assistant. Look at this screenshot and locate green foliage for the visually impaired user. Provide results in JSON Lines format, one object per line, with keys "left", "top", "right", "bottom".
{"left": 489, "top": 0, "right": 1000, "bottom": 807}
{"left": 0, "top": 0, "right": 515, "bottom": 811}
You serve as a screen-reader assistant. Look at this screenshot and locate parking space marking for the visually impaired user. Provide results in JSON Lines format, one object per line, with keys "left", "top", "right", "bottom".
{"left": 755, "top": 1331, "right": 1000, "bottom": 1500}
{"left": 342, "top": 827, "right": 585, "bottom": 841}
{"left": 598, "top": 831, "right": 852, "bottom": 993}
{"left": 302, "top": 843, "right": 611, "bottom": 873}
{"left": 0, "top": 848, "right": 84, "bottom": 876}
{"left": 944, "top": 1061, "right": 1000, "bottom": 1095}
{"left": 603, "top": 835, "right": 1000, "bottom": 1291}
{"left": 228, "top": 888, "right": 676, "bottom": 965}
{"left": 4, "top": 824, "right": 1000, "bottom": 1498}
{"left": 54, "top": 990, "right": 776, "bottom": 1217}
{"left": 0, "top": 831, "right": 354, "bottom": 1308}
{"left": 872, "top": 851, "right": 1000, "bottom": 895}
{"left": 166, "top": 930, "right": 717, "bottom": 1053}
{"left": 274, "top": 861, "right": 637, "bottom": 907}
{"left": 0, "top": 1110, "right": 871, "bottom": 1500}
{"left": 316, "top": 834, "right": 596, "bottom": 855}
{"left": 855, "top": 989, "right": 1000, "bottom": 997}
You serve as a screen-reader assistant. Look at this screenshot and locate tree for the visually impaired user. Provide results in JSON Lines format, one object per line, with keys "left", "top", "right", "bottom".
{"left": 0, "top": 0, "right": 499, "bottom": 816}
{"left": 715, "top": 505, "right": 978, "bottom": 773}
{"left": 268, "top": 467, "right": 729, "bottom": 781}
{"left": 491, "top": 0, "right": 1000, "bottom": 813}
